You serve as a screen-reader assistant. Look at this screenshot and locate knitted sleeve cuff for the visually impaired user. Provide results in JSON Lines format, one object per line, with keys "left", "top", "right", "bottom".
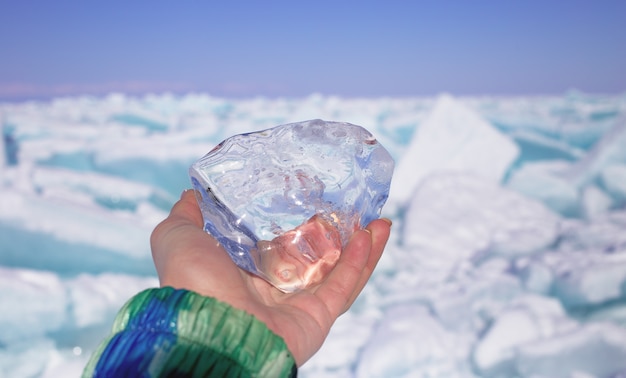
{"left": 83, "top": 287, "right": 297, "bottom": 377}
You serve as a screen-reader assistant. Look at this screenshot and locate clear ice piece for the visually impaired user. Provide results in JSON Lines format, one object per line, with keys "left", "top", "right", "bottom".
{"left": 189, "top": 119, "right": 394, "bottom": 292}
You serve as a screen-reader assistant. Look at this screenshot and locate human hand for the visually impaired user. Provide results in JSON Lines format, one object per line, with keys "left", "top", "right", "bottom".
{"left": 150, "top": 190, "right": 391, "bottom": 366}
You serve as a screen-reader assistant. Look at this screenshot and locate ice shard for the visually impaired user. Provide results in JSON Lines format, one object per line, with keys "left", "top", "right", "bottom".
{"left": 190, "top": 119, "right": 394, "bottom": 292}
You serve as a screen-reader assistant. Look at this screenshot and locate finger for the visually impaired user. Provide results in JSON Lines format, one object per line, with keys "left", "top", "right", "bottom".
{"left": 150, "top": 190, "right": 207, "bottom": 268}
{"left": 343, "top": 218, "right": 391, "bottom": 307}
{"left": 151, "top": 190, "right": 203, "bottom": 249}
{"left": 358, "top": 219, "right": 391, "bottom": 284}
{"left": 167, "top": 189, "right": 204, "bottom": 228}
{"left": 150, "top": 190, "right": 236, "bottom": 289}
{"left": 313, "top": 228, "right": 373, "bottom": 319}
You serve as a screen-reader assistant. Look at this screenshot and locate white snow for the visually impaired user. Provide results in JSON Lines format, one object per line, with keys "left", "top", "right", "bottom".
{"left": 1, "top": 92, "right": 626, "bottom": 377}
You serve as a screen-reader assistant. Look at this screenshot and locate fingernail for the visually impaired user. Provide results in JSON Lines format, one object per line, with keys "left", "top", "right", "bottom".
{"left": 381, "top": 218, "right": 393, "bottom": 226}
{"left": 180, "top": 189, "right": 191, "bottom": 199}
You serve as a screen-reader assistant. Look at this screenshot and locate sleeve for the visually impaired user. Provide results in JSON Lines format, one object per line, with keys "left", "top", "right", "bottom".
{"left": 82, "top": 287, "right": 297, "bottom": 377}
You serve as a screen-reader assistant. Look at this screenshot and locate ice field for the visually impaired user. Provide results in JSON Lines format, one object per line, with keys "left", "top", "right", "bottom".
{"left": 1, "top": 92, "right": 626, "bottom": 377}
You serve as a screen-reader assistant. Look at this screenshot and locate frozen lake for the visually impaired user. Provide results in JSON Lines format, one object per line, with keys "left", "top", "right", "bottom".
{"left": 1, "top": 92, "right": 626, "bottom": 377}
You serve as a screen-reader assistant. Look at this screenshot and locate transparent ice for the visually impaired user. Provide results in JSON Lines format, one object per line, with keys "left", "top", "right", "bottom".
{"left": 189, "top": 119, "right": 394, "bottom": 292}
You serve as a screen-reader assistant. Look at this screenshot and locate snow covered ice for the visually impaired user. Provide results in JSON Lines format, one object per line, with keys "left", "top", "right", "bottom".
{"left": 2, "top": 92, "right": 626, "bottom": 377}
{"left": 189, "top": 119, "right": 394, "bottom": 292}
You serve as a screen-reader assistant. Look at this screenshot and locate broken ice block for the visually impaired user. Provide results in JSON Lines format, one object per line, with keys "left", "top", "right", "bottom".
{"left": 189, "top": 119, "right": 394, "bottom": 292}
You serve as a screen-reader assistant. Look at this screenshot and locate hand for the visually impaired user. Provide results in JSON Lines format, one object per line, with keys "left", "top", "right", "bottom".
{"left": 150, "top": 190, "right": 391, "bottom": 366}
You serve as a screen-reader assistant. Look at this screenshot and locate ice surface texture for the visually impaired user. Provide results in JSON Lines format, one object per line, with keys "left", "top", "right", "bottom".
{"left": 4, "top": 94, "right": 626, "bottom": 376}
{"left": 189, "top": 119, "right": 394, "bottom": 292}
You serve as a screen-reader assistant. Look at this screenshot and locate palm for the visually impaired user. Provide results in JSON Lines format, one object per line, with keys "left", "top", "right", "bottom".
{"left": 151, "top": 191, "right": 391, "bottom": 366}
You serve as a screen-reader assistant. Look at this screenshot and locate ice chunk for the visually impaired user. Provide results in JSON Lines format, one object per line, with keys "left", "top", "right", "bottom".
{"left": 556, "top": 213, "right": 626, "bottom": 253}
{"left": 0, "top": 339, "right": 57, "bottom": 378}
{"left": 356, "top": 304, "right": 472, "bottom": 377}
{"left": 581, "top": 185, "right": 612, "bottom": 219}
{"left": 601, "top": 164, "right": 626, "bottom": 204}
{"left": 388, "top": 94, "right": 519, "bottom": 209}
{"left": 516, "top": 322, "right": 626, "bottom": 378}
{"left": 548, "top": 251, "right": 626, "bottom": 308}
{"left": 518, "top": 259, "right": 554, "bottom": 294}
{"left": 563, "top": 120, "right": 626, "bottom": 188}
{"left": 547, "top": 214, "right": 626, "bottom": 308}
{"left": 0, "top": 338, "right": 90, "bottom": 378}
{"left": 29, "top": 166, "right": 174, "bottom": 212}
{"left": 0, "top": 267, "right": 67, "bottom": 344}
{"left": 404, "top": 174, "right": 559, "bottom": 267}
{"left": 300, "top": 310, "right": 379, "bottom": 376}
{"left": 429, "top": 263, "right": 523, "bottom": 333}
{"left": 190, "top": 119, "right": 394, "bottom": 292}
{"left": 472, "top": 295, "right": 577, "bottom": 377}
{"left": 68, "top": 273, "right": 158, "bottom": 328}
{"left": 507, "top": 129, "right": 585, "bottom": 162}
{"left": 506, "top": 160, "right": 580, "bottom": 217}
{"left": 0, "top": 188, "right": 158, "bottom": 276}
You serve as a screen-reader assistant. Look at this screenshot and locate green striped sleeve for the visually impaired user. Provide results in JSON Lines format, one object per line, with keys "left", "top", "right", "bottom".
{"left": 83, "top": 287, "right": 297, "bottom": 377}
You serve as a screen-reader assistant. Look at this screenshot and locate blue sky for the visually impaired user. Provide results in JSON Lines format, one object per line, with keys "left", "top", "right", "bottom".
{"left": 1, "top": 1, "right": 625, "bottom": 100}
